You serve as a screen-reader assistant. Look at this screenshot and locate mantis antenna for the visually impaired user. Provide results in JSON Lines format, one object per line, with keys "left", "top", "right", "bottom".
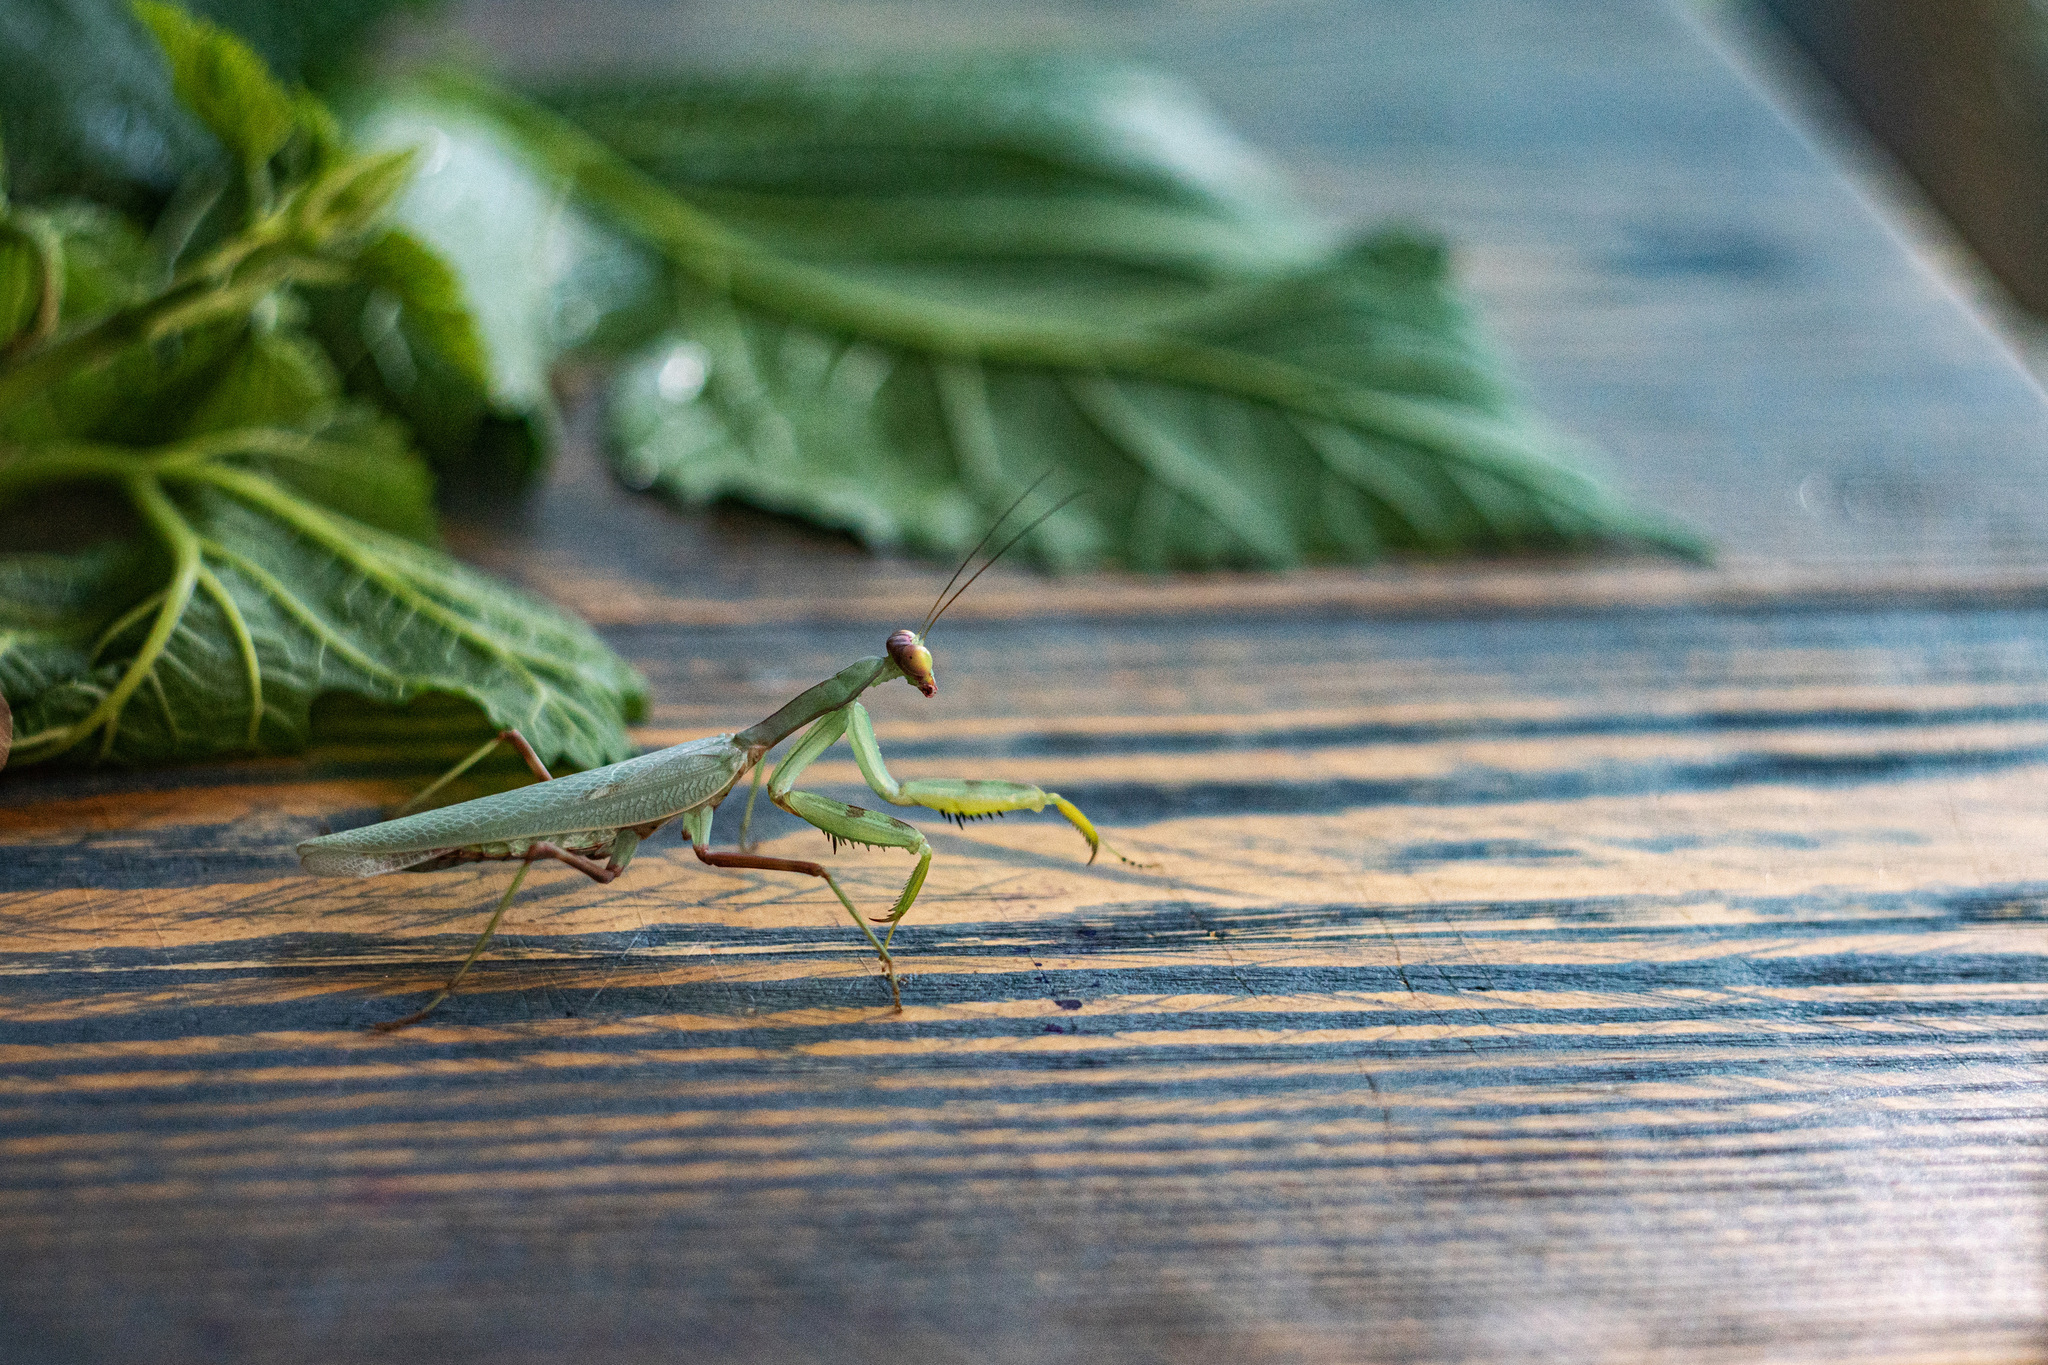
{"left": 921, "top": 470, "right": 1057, "bottom": 637}
{"left": 923, "top": 489, "right": 1084, "bottom": 638}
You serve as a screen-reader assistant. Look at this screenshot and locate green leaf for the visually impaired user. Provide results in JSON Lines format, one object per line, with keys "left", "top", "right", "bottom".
{"left": 133, "top": 0, "right": 298, "bottom": 175}
{"left": 336, "top": 89, "right": 669, "bottom": 492}
{"left": 178, "top": 324, "right": 338, "bottom": 436}
{"left": 537, "top": 60, "right": 1328, "bottom": 284}
{"left": 448, "top": 69, "right": 1700, "bottom": 568}
{"left": 304, "top": 225, "right": 549, "bottom": 492}
{"left": 0, "top": 549, "right": 112, "bottom": 709}
{"left": 40, "top": 202, "right": 153, "bottom": 318}
{"left": 0, "top": 145, "right": 436, "bottom": 444}
{"left": 0, "top": 0, "right": 430, "bottom": 217}
{"left": 295, "top": 145, "right": 415, "bottom": 239}
{"left": 197, "top": 401, "right": 441, "bottom": 544}
{"left": 0, "top": 437, "right": 643, "bottom": 768}
{"left": 0, "top": 224, "right": 49, "bottom": 351}
{"left": 1, "top": 199, "right": 149, "bottom": 364}
{"left": 180, "top": 0, "right": 444, "bottom": 89}
{"left": 0, "top": 0, "right": 215, "bottom": 213}
{"left": 0, "top": 29, "right": 643, "bottom": 771}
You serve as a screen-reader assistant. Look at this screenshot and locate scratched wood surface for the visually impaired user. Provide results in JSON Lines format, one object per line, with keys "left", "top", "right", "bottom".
{"left": 8, "top": 1, "right": 2048, "bottom": 1362}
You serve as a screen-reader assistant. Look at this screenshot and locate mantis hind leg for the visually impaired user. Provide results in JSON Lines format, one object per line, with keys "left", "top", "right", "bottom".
{"left": 374, "top": 857, "right": 533, "bottom": 1032}
{"left": 396, "top": 728, "right": 555, "bottom": 817}
{"left": 373, "top": 841, "right": 619, "bottom": 1033}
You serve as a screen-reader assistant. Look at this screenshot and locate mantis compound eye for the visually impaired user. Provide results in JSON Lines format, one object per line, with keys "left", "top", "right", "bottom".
{"left": 886, "top": 629, "right": 937, "bottom": 697}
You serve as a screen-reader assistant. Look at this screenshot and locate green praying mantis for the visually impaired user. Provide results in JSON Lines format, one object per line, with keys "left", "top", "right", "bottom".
{"left": 298, "top": 490, "right": 1140, "bottom": 1030}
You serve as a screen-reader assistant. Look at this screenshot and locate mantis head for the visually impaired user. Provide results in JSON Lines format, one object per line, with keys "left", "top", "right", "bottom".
{"left": 887, "top": 629, "right": 937, "bottom": 697}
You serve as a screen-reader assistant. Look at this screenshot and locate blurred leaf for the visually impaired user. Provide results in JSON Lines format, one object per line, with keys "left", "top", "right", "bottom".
{"left": 303, "top": 220, "right": 552, "bottom": 493}
{"left": 0, "top": 549, "right": 108, "bottom": 712}
{"left": 0, "top": 0, "right": 216, "bottom": 212}
{"left": 0, "top": 221, "right": 50, "bottom": 349}
{"left": 444, "top": 68, "right": 1698, "bottom": 568}
{"left": 134, "top": 0, "right": 297, "bottom": 174}
{"left": 180, "top": 0, "right": 440, "bottom": 88}
{"left": 178, "top": 324, "right": 337, "bottom": 435}
{"left": 0, "top": 0, "right": 436, "bottom": 213}
{"left": 0, "top": 197, "right": 230, "bottom": 446}
{"left": 539, "top": 61, "right": 1330, "bottom": 285}
{"left": 338, "top": 90, "right": 668, "bottom": 493}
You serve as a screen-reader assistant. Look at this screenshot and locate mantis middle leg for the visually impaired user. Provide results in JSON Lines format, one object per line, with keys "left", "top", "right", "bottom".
{"left": 395, "top": 727, "right": 555, "bottom": 816}
{"left": 678, "top": 805, "right": 913, "bottom": 1009}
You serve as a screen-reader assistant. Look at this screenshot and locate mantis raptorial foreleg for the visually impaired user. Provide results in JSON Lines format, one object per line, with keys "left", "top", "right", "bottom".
{"left": 764, "top": 711, "right": 936, "bottom": 939}
{"left": 840, "top": 702, "right": 1144, "bottom": 865}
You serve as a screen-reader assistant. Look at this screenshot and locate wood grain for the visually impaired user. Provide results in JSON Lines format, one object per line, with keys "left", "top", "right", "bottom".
{"left": 5, "top": 599, "right": 2048, "bottom": 1363}
{"left": 8, "top": 1, "right": 2048, "bottom": 1362}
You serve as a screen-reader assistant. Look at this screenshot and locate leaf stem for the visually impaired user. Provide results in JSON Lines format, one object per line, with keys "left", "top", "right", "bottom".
{"left": 0, "top": 445, "right": 152, "bottom": 507}
{"left": 0, "top": 211, "right": 65, "bottom": 362}
{"left": 10, "top": 475, "right": 203, "bottom": 762}
{"left": 197, "top": 563, "right": 264, "bottom": 746}
{"left": 90, "top": 589, "right": 168, "bottom": 663}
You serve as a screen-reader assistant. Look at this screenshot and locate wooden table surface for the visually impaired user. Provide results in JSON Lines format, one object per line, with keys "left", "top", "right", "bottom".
{"left": 7, "top": 2, "right": 2048, "bottom": 1362}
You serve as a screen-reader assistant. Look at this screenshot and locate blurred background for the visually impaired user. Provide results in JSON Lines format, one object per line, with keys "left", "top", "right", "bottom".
{"left": 387, "top": 0, "right": 2048, "bottom": 390}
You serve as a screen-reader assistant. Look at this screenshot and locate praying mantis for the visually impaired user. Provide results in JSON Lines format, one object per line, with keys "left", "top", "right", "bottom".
{"left": 297, "top": 491, "right": 1139, "bottom": 1030}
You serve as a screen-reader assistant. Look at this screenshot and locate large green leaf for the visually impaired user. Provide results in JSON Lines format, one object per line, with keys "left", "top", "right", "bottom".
{"left": 0, "top": 222, "right": 645, "bottom": 767}
{"left": 539, "top": 60, "right": 1329, "bottom": 286}
{"left": 1, "top": 449, "right": 643, "bottom": 766}
{"left": 0, "top": 10, "right": 644, "bottom": 769}
{"left": 430, "top": 68, "right": 1697, "bottom": 569}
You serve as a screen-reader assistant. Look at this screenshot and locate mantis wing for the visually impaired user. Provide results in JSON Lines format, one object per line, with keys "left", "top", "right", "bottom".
{"left": 298, "top": 734, "right": 750, "bottom": 877}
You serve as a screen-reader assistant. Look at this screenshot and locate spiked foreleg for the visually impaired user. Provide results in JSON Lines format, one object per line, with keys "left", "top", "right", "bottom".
{"left": 764, "top": 711, "right": 936, "bottom": 928}
{"left": 841, "top": 702, "right": 1144, "bottom": 866}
